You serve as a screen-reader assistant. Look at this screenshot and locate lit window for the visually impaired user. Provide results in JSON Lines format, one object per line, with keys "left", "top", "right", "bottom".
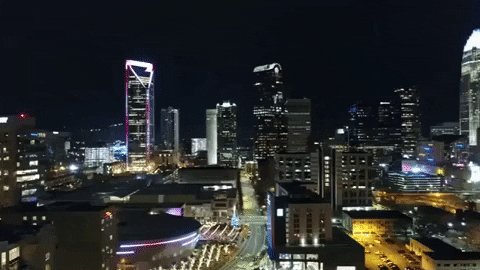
{"left": 276, "top": 208, "right": 284, "bottom": 217}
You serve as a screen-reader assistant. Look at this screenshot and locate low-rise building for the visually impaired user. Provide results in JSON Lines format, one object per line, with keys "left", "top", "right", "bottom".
{"left": 342, "top": 210, "right": 412, "bottom": 237}
{"left": 410, "top": 238, "right": 480, "bottom": 270}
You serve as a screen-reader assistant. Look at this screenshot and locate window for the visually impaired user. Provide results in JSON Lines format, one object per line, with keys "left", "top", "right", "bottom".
{"left": 277, "top": 208, "right": 284, "bottom": 217}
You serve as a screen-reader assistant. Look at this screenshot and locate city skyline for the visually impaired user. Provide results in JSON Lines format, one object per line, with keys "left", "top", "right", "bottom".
{"left": 0, "top": 1, "right": 478, "bottom": 140}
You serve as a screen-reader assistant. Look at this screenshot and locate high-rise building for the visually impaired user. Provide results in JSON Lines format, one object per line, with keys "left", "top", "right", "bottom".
{"left": 0, "top": 114, "right": 36, "bottom": 207}
{"left": 395, "top": 87, "right": 421, "bottom": 159}
{"left": 159, "top": 107, "right": 180, "bottom": 152}
{"left": 459, "top": 29, "right": 480, "bottom": 144}
{"left": 216, "top": 101, "right": 238, "bottom": 167}
{"left": 348, "top": 102, "right": 377, "bottom": 146}
{"left": 253, "top": 63, "right": 288, "bottom": 160}
{"left": 125, "top": 60, "right": 155, "bottom": 172}
{"left": 191, "top": 138, "right": 207, "bottom": 155}
{"left": 206, "top": 109, "right": 218, "bottom": 165}
{"left": 285, "top": 98, "right": 311, "bottom": 152}
{"left": 376, "top": 101, "right": 402, "bottom": 151}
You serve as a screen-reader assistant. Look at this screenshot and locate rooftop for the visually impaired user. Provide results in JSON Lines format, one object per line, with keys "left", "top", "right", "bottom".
{"left": 343, "top": 210, "right": 411, "bottom": 220}
{"left": 414, "top": 237, "right": 480, "bottom": 260}
{"left": 464, "top": 29, "right": 480, "bottom": 52}
{"left": 118, "top": 209, "right": 201, "bottom": 242}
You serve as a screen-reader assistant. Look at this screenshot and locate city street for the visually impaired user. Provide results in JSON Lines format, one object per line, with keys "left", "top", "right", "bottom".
{"left": 219, "top": 173, "right": 267, "bottom": 270}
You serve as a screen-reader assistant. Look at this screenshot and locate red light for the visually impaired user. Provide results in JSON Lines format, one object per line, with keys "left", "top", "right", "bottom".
{"left": 18, "top": 113, "right": 27, "bottom": 119}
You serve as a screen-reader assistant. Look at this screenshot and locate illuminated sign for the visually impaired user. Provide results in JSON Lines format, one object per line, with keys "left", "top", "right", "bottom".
{"left": 0, "top": 117, "right": 8, "bottom": 123}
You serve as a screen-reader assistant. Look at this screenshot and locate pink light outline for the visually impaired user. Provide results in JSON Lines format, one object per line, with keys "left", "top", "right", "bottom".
{"left": 119, "top": 232, "right": 198, "bottom": 248}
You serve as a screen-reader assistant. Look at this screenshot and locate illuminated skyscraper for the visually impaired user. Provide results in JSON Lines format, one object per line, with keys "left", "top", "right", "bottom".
{"left": 160, "top": 107, "right": 180, "bottom": 152}
{"left": 125, "top": 60, "right": 154, "bottom": 172}
{"left": 217, "top": 101, "right": 238, "bottom": 167}
{"left": 285, "top": 98, "right": 311, "bottom": 152}
{"left": 395, "top": 87, "right": 421, "bottom": 159}
{"left": 206, "top": 109, "right": 218, "bottom": 165}
{"left": 253, "top": 63, "right": 288, "bottom": 160}
{"left": 459, "top": 29, "right": 480, "bottom": 145}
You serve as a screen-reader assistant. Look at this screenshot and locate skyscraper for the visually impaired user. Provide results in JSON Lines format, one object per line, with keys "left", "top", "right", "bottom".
{"left": 348, "top": 102, "right": 376, "bottom": 146}
{"left": 159, "top": 107, "right": 180, "bottom": 152}
{"left": 125, "top": 60, "right": 154, "bottom": 172}
{"left": 376, "top": 101, "right": 402, "bottom": 151}
{"left": 395, "top": 87, "right": 421, "bottom": 159}
{"left": 253, "top": 63, "right": 288, "bottom": 160}
{"left": 206, "top": 109, "right": 218, "bottom": 165}
{"left": 459, "top": 29, "right": 480, "bottom": 145}
{"left": 216, "top": 101, "right": 238, "bottom": 167}
{"left": 285, "top": 98, "right": 311, "bottom": 152}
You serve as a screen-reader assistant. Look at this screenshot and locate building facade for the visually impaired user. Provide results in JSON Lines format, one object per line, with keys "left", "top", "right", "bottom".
{"left": 430, "top": 122, "right": 459, "bottom": 137}
{"left": 206, "top": 109, "right": 218, "bottom": 165}
{"left": 460, "top": 29, "right": 480, "bottom": 143}
{"left": 0, "top": 115, "right": 36, "bottom": 207}
{"left": 159, "top": 107, "right": 180, "bottom": 152}
{"left": 125, "top": 60, "right": 155, "bottom": 172}
{"left": 334, "top": 150, "right": 377, "bottom": 209}
{"left": 285, "top": 98, "right": 311, "bottom": 152}
{"left": 275, "top": 151, "right": 320, "bottom": 194}
{"left": 216, "top": 101, "right": 237, "bottom": 168}
{"left": 267, "top": 183, "right": 364, "bottom": 270}
{"left": 387, "top": 171, "right": 442, "bottom": 192}
{"left": 253, "top": 63, "right": 288, "bottom": 160}
{"left": 191, "top": 138, "right": 207, "bottom": 156}
{"left": 395, "top": 87, "right": 421, "bottom": 159}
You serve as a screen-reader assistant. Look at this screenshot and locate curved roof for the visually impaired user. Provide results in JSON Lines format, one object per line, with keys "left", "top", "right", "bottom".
{"left": 118, "top": 210, "right": 201, "bottom": 242}
{"left": 464, "top": 29, "right": 480, "bottom": 52}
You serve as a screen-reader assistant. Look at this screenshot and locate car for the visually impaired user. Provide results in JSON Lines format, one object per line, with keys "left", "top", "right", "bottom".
{"left": 375, "top": 251, "right": 382, "bottom": 255}
{"left": 405, "top": 267, "right": 414, "bottom": 270}
{"left": 365, "top": 250, "right": 371, "bottom": 254}
{"left": 390, "top": 265, "right": 400, "bottom": 270}
{"left": 374, "top": 239, "right": 381, "bottom": 244}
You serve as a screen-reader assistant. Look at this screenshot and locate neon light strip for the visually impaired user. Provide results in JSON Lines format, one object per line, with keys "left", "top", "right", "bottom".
{"left": 116, "top": 251, "right": 135, "bottom": 255}
{"left": 182, "top": 236, "right": 200, "bottom": 247}
{"left": 125, "top": 60, "right": 153, "bottom": 72}
{"left": 119, "top": 232, "right": 197, "bottom": 248}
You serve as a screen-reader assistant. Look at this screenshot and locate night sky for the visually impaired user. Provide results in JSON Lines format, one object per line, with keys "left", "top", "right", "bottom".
{"left": 0, "top": 0, "right": 478, "bottom": 142}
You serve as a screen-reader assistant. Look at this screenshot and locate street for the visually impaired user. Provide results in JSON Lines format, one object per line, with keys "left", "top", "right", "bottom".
{"left": 219, "top": 172, "right": 267, "bottom": 270}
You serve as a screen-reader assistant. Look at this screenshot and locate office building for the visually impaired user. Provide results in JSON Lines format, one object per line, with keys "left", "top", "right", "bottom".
{"left": 267, "top": 182, "right": 364, "bottom": 270}
{"left": 395, "top": 87, "right": 421, "bottom": 159}
{"left": 191, "top": 138, "right": 207, "bottom": 155}
{"left": 285, "top": 98, "right": 311, "bottom": 152}
{"left": 159, "top": 107, "right": 180, "bottom": 152}
{"left": 430, "top": 122, "right": 459, "bottom": 137}
{"left": 125, "top": 60, "right": 154, "bottom": 172}
{"left": 275, "top": 151, "right": 320, "bottom": 194}
{"left": 410, "top": 238, "right": 480, "bottom": 270}
{"left": 216, "top": 101, "right": 237, "bottom": 167}
{"left": 460, "top": 29, "right": 480, "bottom": 143}
{"left": 334, "top": 150, "right": 377, "bottom": 209}
{"left": 387, "top": 171, "right": 442, "bottom": 192}
{"left": 253, "top": 63, "right": 288, "bottom": 160}
{"left": 0, "top": 114, "right": 36, "bottom": 207}
{"left": 206, "top": 109, "right": 218, "bottom": 165}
